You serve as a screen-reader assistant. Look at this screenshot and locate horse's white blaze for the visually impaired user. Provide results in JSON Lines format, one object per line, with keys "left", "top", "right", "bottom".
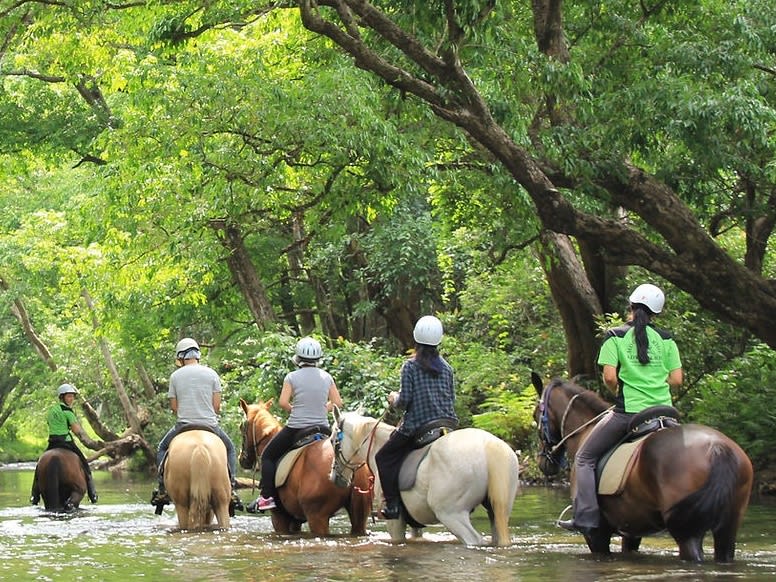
{"left": 336, "top": 411, "right": 520, "bottom": 546}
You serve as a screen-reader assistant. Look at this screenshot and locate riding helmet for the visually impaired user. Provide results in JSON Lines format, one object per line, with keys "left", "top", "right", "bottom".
{"left": 413, "top": 315, "right": 444, "bottom": 346}
{"left": 629, "top": 283, "right": 665, "bottom": 314}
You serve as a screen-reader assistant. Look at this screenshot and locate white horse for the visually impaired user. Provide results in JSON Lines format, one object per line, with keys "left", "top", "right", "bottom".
{"left": 331, "top": 408, "right": 520, "bottom": 546}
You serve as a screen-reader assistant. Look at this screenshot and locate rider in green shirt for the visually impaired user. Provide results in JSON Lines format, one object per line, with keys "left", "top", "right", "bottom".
{"left": 31, "top": 384, "right": 98, "bottom": 505}
{"left": 557, "top": 283, "right": 683, "bottom": 534}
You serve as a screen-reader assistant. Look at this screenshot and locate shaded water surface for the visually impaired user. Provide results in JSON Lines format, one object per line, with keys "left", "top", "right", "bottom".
{"left": 2, "top": 465, "right": 775, "bottom": 581}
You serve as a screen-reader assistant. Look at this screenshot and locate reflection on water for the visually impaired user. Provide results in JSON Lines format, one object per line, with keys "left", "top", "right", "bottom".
{"left": 1, "top": 465, "right": 775, "bottom": 581}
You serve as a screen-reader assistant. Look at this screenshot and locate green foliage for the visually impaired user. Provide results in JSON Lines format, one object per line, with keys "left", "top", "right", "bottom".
{"left": 689, "top": 343, "right": 776, "bottom": 469}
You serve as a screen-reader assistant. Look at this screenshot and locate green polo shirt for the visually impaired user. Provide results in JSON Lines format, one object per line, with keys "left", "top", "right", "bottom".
{"left": 47, "top": 403, "right": 78, "bottom": 441}
{"left": 597, "top": 323, "right": 682, "bottom": 413}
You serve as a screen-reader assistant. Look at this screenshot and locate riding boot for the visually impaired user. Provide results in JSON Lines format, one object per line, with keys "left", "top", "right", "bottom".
{"left": 150, "top": 482, "right": 171, "bottom": 514}
{"left": 229, "top": 482, "right": 244, "bottom": 515}
{"left": 380, "top": 498, "right": 401, "bottom": 520}
{"left": 87, "top": 475, "right": 98, "bottom": 504}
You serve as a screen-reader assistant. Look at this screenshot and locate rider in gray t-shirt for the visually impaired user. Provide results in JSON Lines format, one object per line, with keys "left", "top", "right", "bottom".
{"left": 150, "top": 338, "right": 243, "bottom": 512}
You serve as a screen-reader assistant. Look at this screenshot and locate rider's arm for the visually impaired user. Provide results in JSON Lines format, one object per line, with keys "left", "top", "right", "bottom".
{"left": 667, "top": 367, "right": 683, "bottom": 390}
{"left": 169, "top": 397, "right": 178, "bottom": 414}
{"left": 327, "top": 383, "right": 343, "bottom": 412}
{"left": 278, "top": 381, "right": 293, "bottom": 413}
{"left": 212, "top": 392, "right": 221, "bottom": 414}
{"left": 602, "top": 364, "right": 619, "bottom": 393}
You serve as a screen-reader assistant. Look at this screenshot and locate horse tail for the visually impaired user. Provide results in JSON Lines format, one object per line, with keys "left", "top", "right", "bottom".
{"left": 43, "top": 456, "right": 62, "bottom": 510}
{"left": 665, "top": 442, "right": 744, "bottom": 540}
{"left": 189, "top": 444, "right": 213, "bottom": 527}
{"left": 484, "top": 438, "right": 520, "bottom": 546}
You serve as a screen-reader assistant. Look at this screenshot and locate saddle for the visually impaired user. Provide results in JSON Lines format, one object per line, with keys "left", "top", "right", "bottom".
{"left": 398, "top": 420, "right": 456, "bottom": 491}
{"left": 596, "top": 406, "right": 680, "bottom": 496}
{"left": 275, "top": 428, "right": 330, "bottom": 488}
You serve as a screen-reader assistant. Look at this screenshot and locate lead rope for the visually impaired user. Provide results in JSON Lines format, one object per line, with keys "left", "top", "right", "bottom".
{"left": 352, "top": 408, "right": 390, "bottom": 496}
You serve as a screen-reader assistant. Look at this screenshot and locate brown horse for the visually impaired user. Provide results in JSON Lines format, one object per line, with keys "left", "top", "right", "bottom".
{"left": 238, "top": 399, "right": 372, "bottom": 536}
{"left": 32, "top": 448, "right": 87, "bottom": 512}
{"left": 532, "top": 373, "right": 753, "bottom": 562}
{"left": 164, "top": 430, "right": 231, "bottom": 530}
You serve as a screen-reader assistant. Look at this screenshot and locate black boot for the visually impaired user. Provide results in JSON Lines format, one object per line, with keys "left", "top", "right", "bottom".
{"left": 30, "top": 492, "right": 40, "bottom": 505}
{"left": 87, "top": 476, "right": 98, "bottom": 504}
{"left": 150, "top": 484, "right": 171, "bottom": 515}
{"left": 380, "top": 498, "right": 401, "bottom": 520}
{"left": 229, "top": 488, "right": 244, "bottom": 516}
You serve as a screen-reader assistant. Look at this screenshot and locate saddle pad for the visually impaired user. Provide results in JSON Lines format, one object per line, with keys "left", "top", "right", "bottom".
{"left": 275, "top": 442, "right": 316, "bottom": 488}
{"left": 597, "top": 435, "right": 648, "bottom": 496}
{"left": 398, "top": 445, "right": 432, "bottom": 491}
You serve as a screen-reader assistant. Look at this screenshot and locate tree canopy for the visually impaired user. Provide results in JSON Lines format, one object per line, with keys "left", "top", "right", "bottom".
{"left": 1, "top": 1, "right": 775, "bottom": 476}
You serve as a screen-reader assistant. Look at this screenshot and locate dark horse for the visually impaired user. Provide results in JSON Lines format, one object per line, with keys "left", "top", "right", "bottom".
{"left": 532, "top": 373, "right": 753, "bottom": 562}
{"left": 238, "top": 399, "right": 373, "bottom": 536}
{"left": 31, "top": 448, "right": 87, "bottom": 512}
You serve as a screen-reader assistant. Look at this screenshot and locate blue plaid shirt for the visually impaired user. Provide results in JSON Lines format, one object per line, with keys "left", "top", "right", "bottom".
{"left": 393, "top": 357, "right": 457, "bottom": 435}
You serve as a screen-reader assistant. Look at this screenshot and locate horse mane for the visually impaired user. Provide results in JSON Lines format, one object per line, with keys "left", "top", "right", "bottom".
{"left": 248, "top": 400, "right": 282, "bottom": 436}
{"left": 547, "top": 377, "right": 611, "bottom": 414}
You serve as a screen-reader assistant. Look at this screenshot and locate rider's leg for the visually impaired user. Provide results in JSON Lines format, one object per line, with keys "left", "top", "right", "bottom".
{"left": 375, "top": 431, "right": 413, "bottom": 519}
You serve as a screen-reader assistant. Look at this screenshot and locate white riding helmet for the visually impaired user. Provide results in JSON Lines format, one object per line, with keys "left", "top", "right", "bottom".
{"left": 629, "top": 283, "right": 665, "bottom": 314}
{"left": 175, "top": 337, "right": 200, "bottom": 359}
{"left": 294, "top": 337, "right": 323, "bottom": 362}
{"left": 413, "top": 315, "right": 443, "bottom": 346}
{"left": 57, "top": 383, "right": 79, "bottom": 397}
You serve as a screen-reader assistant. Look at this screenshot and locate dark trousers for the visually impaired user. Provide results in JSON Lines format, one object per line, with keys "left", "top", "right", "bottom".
{"left": 260, "top": 426, "right": 303, "bottom": 498}
{"left": 572, "top": 410, "right": 632, "bottom": 527}
{"left": 375, "top": 430, "right": 413, "bottom": 503}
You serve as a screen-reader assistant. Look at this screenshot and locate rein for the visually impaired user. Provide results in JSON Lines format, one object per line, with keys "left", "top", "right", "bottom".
{"left": 540, "top": 384, "right": 614, "bottom": 458}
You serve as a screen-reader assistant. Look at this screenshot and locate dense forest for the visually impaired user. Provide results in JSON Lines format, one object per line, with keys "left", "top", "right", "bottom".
{"left": 1, "top": 1, "right": 775, "bottom": 488}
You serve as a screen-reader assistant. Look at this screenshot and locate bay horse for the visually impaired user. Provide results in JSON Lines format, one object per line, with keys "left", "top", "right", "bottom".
{"left": 331, "top": 407, "right": 520, "bottom": 546}
{"left": 32, "top": 448, "right": 87, "bottom": 512}
{"left": 238, "top": 399, "right": 372, "bottom": 536}
{"left": 163, "top": 430, "right": 231, "bottom": 530}
{"left": 532, "top": 373, "right": 753, "bottom": 562}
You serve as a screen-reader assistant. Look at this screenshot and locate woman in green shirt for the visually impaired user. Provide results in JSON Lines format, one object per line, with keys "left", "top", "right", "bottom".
{"left": 557, "top": 283, "right": 682, "bottom": 534}
{"left": 31, "top": 383, "right": 98, "bottom": 504}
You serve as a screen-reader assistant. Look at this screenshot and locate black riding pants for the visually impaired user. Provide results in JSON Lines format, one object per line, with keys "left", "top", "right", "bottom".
{"left": 374, "top": 430, "right": 413, "bottom": 503}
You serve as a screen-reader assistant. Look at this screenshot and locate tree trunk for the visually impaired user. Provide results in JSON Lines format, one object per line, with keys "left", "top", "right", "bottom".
{"left": 0, "top": 276, "right": 57, "bottom": 371}
{"left": 81, "top": 288, "right": 143, "bottom": 434}
{"left": 210, "top": 219, "right": 277, "bottom": 328}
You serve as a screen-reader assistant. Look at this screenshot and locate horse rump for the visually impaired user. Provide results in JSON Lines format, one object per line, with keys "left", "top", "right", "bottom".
{"left": 664, "top": 442, "right": 746, "bottom": 540}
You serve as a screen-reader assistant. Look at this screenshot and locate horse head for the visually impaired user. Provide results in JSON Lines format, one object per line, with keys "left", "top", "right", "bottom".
{"left": 531, "top": 372, "right": 567, "bottom": 477}
{"left": 330, "top": 408, "right": 372, "bottom": 485}
{"left": 238, "top": 398, "right": 278, "bottom": 470}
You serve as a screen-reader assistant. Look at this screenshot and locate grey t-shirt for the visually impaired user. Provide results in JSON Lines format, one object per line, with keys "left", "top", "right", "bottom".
{"left": 284, "top": 366, "right": 334, "bottom": 428}
{"left": 168, "top": 363, "right": 221, "bottom": 426}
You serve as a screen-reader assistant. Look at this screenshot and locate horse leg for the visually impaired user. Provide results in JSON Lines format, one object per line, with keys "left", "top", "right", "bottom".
{"left": 386, "top": 517, "right": 408, "bottom": 543}
{"left": 271, "top": 511, "right": 295, "bottom": 535}
{"left": 677, "top": 535, "right": 705, "bottom": 562}
{"left": 584, "top": 525, "right": 613, "bottom": 555}
{"left": 712, "top": 525, "right": 737, "bottom": 563}
{"left": 177, "top": 507, "right": 191, "bottom": 529}
{"left": 622, "top": 535, "right": 642, "bottom": 553}
{"left": 435, "top": 510, "right": 484, "bottom": 546}
{"left": 307, "top": 514, "right": 331, "bottom": 536}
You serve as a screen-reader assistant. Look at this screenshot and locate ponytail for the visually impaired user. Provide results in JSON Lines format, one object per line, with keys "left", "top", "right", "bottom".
{"left": 631, "top": 304, "right": 653, "bottom": 364}
{"left": 414, "top": 344, "right": 444, "bottom": 375}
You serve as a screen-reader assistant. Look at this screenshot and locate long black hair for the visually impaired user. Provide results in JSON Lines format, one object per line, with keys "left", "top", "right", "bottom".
{"left": 414, "top": 344, "right": 444, "bottom": 375}
{"left": 631, "top": 303, "right": 654, "bottom": 364}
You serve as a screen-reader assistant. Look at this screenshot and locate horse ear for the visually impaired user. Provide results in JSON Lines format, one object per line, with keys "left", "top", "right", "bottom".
{"left": 264, "top": 398, "right": 274, "bottom": 409}
{"left": 355, "top": 405, "right": 366, "bottom": 416}
{"left": 531, "top": 371, "right": 544, "bottom": 396}
{"left": 332, "top": 405, "right": 342, "bottom": 424}
{"left": 239, "top": 398, "right": 249, "bottom": 414}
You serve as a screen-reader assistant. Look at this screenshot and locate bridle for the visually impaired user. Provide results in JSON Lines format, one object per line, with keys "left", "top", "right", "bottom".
{"left": 330, "top": 412, "right": 387, "bottom": 494}
{"left": 239, "top": 417, "right": 277, "bottom": 472}
{"left": 537, "top": 383, "right": 614, "bottom": 472}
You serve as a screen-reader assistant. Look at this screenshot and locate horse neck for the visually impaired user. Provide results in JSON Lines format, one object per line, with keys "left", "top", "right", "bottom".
{"left": 355, "top": 419, "right": 393, "bottom": 467}
{"left": 552, "top": 388, "right": 607, "bottom": 458}
{"left": 255, "top": 416, "right": 282, "bottom": 454}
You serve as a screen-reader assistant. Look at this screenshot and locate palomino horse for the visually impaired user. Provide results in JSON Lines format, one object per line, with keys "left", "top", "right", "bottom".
{"left": 32, "top": 448, "right": 87, "bottom": 511}
{"left": 238, "top": 399, "right": 372, "bottom": 536}
{"left": 532, "top": 373, "right": 753, "bottom": 562}
{"left": 163, "top": 430, "right": 231, "bottom": 530}
{"left": 331, "top": 407, "right": 520, "bottom": 546}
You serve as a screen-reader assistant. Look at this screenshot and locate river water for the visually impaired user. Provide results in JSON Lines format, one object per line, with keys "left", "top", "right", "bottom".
{"left": 2, "top": 464, "right": 776, "bottom": 581}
